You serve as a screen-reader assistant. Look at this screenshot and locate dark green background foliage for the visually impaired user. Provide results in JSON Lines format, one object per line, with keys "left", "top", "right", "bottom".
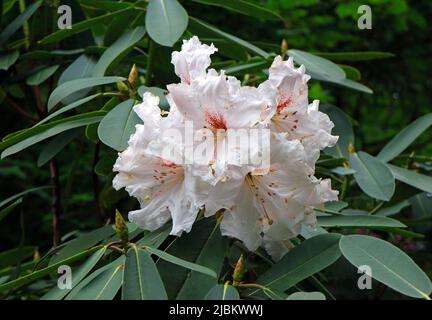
{"left": 0, "top": 0, "right": 431, "bottom": 300}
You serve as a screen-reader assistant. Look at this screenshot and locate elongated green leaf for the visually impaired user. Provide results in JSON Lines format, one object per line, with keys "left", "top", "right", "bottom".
{"left": 20, "top": 49, "right": 84, "bottom": 61}
{"left": 246, "top": 233, "right": 341, "bottom": 297}
{"left": 79, "top": 0, "right": 132, "bottom": 11}
{"left": 0, "top": 245, "right": 103, "bottom": 292}
{"left": 58, "top": 55, "right": 97, "bottom": 104}
{"left": 1, "top": 112, "right": 106, "bottom": 159}
{"left": 39, "top": 8, "right": 133, "bottom": 45}
{"left": 0, "top": 1, "right": 42, "bottom": 44}
{"left": 146, "top": 0, "right": 188, "bottom": 47}
{"left": 189, "top": 17, "right": 269, "bottom": 58}
{"left": 321, "top": 105, "right": 354, "bottom": 159}
{"left": 0, "top": 50, "right": 19, "bottom": 71}
{"left": 335, "top": 78, "right": 373, "bottom": 94}
{"left": 41, "top": 247, "right": 107, "bottom": 300}
{"left": 36, "top": 94, "right": 101, "bottom": 126}
{"left": 314, "top": 51, "right": 394, "bottom": 61}
{"left": 339, "top": 64, "right": 361, "bottom": 81}
{"left": 137, "top": 223, "right": 171, "bottom": 248}
{"left": 0, "top": 246, "right": 36, "bottom": 269}
{"left": 0, "top": 198, "right": 22, "bottom": 222}
{"left": 176, "top": 223, "right": 228, "bottom": 299}
{"left": 48, "top": 76, "right": 124, "bottom": 111}
{"left": 375, "top": 200, "right": 411, "bottom": 217}
{"left": 350, "top": 152, "right": 395, "bottom": 201}
{"left": 98, "top": 99, "right": 139, "bottom": 151}
{"left": 0, "top": 111, "right": 104, "bottom": 152}
{"left": 387, "top": 164, "right": 432, "bottom": 194}
{"left": 26, "top": 65, "right": 59, "bottom": 86}
{"left": 377, "top": 114, "right": 432, "bottom": 162}
{"left": 288, "top": 49, "right": 345, "bottom": 82}
{"left": 0, "top": 186, "right": 50, "bottom": 209}
{"left": 65, "top": 256, "right": 124, "bottom": 299}
{"left": 37, "top": 129, "right": 81, "bottom": 167}
{"left": 50, "top": 225, "right": 115, "bottom": 265}
{"left": 318, "top": 214, "right": 405, "bottom": 228}
{"left": 224, "top": 60, "right": 269, "bottom": 76}
{"left": 68, "top": 261, "right": 123, "bottom": 300}
{"left": 93, "top": 27, "right": 146, "bottom": 77}
{"left": 192, "top": 0, "right": 282, "bottom": 20}
{"left": 286, "top": 291, "right": 326, "bottom": 300}
{"left": 146, "top": 245, "right": 217, "bottom": 279}
{"left": 205, "top": 284, "right": 240, "bottom": 300}
{"left": 122, "top": 245, "right": 167, "bottom": 300}
{"left": 340, "top": 235, "right": 432, "bottom": 299}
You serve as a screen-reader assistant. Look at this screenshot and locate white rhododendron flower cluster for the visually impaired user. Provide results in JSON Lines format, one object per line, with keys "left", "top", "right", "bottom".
{"left": 113, "top": 36, "right": 338, "bottom": 260}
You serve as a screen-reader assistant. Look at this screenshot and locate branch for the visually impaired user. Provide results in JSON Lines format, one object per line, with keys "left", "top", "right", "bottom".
{"left": 5, "top": 98, "right": 37, "bottom": 121}
{"left": 49, "top": 159, "right": 62, "bottom": 247}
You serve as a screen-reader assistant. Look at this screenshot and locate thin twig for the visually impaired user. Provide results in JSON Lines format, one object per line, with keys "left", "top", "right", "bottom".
{"left": 92, "top": 142, "right": 103, "bottom": 225}
{"left": 49, "top": 159, "right": 62, "bottom": 247}
{"left": 5, "top": 98, "right": 37, "bottom": 120}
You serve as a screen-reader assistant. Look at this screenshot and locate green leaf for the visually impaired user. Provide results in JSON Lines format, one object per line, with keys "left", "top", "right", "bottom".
{"left": 288, "top": 49, "right": 346, "bottom": 82}
{"left": 0, "top": 50, "right": 19, "bottom": 71}
{"left": 20, "top": 49, "right": 84, "bottom": 61}
{"left": 189, "top": 17, "right": 269, "bottom": 58}
{"left": 224, "top": 59, "right": 269, "bottom": 76}
{"left": 93, "top": 26, "right": 146, "bottom": 77}
{"left": 335, "top": 78, "right": 373, "bottom": 94}
{"left": 41, "top": 247, "right": 107, "bottom": 300}
{"left": 122, "top": 245, "right": 167, "bottom": 300}
{"left": 377, "top": 113, "right": 432, "bottom": 162}
{"left": 375, "top": 200, "right": 411, "bottom": 217}
{"left": 137, "top": 223, "right": 171, "bottom": 248}
{"left": 0, "top": 245, "right": 104, "bottom": 293}
{"left": 146, "top": 0, "right": 188, "bottom": 47}
{"left": 49, "top": 225, "right": 115, "bottom": 265}
{"left": 349, "top": 152, "right": 395, "bottom": 201}
{"left": 67, "top": 259, "right": 124, "bottom": 300}
{"left": 321, "top": 105, "right": 354, "bottom": 159}
{"left": 205, "top": 284, "right": 240, "bottom": 300}
{"left": 176, "top": 223, "right": 228, "bottom": 299}
{"left": 38, "top": 7, "right": 134, "bottom": 45}
{"left": 146, "top": 245, "right": 217, "bottom": 279}
{"left": 98, "top": 99, "right": 140, "bottom": 151}
{"left": 0, "top": 198, "right": 22, "bottom": 222}
{"left": 65, "top": 256, "right": 124, "bottom": 299}
{"left": 26, "top": 65, "right": 59, "bottom": 86}
{"left": 191, "top": 0, "right": 282, "bottom": 20}
{"left": 0, "top": 246, "right": 36, "bottom": 269}
{"left": 387, "top": 164, "right": 432, "bottom": 194}
{"left": 58, "top": 55, "right": 97, "bottom": 104}
{"left": 340, "top": 235, "right": 432, "bottom": 299}
{"left": 0, "top": 1, "right": 42, "bottom": 44}
{"left": 0, "top": 186, "right": 50, "bottom": 209}
{"left": 37, "top": 129, "right": 81, "bottom": 167}
{"left": 314, "top": 51, "right": 394, "bottom": 61}
{"left": 339, "top": 64, "right": 361, "bottom": 81}
{"left": 246, "top": 233, "right": 341, "bottom": 297}
{"left": 36, "top": 94, "right": 102, "bottom": 126}
{"left": 48, "top": 76, "right": 124, "bottom": 111}
{"left": 1, "top": 112, "right": 106, "bottom": 159}
{"left": 318, "top": 214, "right": 406, "bottom": 228}
{"left": 286, "top": 291, "right": 326, "bottom": 300}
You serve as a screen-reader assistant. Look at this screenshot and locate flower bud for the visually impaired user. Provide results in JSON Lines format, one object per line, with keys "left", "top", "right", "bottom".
{"left": 128, "top": 64, "right": 139, "bottom": 89}
{"left": 115, "top": 209, "right": 129, "bottom": 243}
{"left": 232, "top": 254, "right": 245, "bottom": 286}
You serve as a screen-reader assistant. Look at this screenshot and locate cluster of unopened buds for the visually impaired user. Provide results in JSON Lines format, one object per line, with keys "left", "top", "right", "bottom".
{"left": 113, "top": 36, "right": 339, "bottom": 260}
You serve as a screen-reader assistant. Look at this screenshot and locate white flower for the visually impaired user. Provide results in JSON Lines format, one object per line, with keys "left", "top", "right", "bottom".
{"left": 112, "top": 37, "right": 339, "bottom": 260}
{"left": 264, "top": 56, "right": 338, "bottom": 167}
{"left": 212, "top": 133, "right": 337, "bottom": 259}
{"left": 113, "top": 93, "right": 207, "bottom": 236}
{"left": 171, "top": 36, "right": 217, "bottom": 84}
